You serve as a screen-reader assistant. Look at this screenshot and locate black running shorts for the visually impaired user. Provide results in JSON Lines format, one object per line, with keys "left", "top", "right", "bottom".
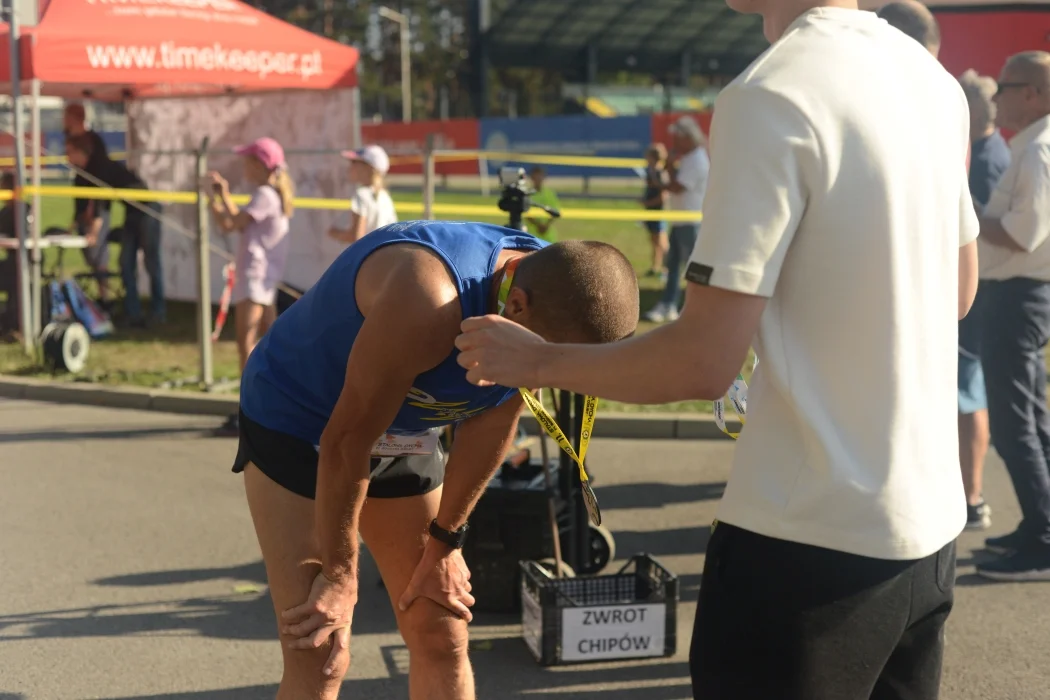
{"left": 232, "top": 409, "right": 445, "bottom": 500}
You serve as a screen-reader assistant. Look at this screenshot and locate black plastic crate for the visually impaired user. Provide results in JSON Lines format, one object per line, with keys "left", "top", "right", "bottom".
{"left": 520, "top": 554, "right": 678, "bottom": 666}
{"left": 463, "top": 458, "right": 564, "bottom": 613}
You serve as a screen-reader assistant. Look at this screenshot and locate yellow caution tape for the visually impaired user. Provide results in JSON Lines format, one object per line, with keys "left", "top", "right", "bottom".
{"left": 383, "top": 151, "right": 648, "bottom": 168}
{"left": 2, "top": 149, "right": 639, "bottom": 170}
{"left": 0, "top": 151, "right": 130, "bottom": 167}
{"left": 444, "top": 150, "right": 647, "bottom": 169}
{"left": 0, "top": 184, "right": 703, "bottom": 224}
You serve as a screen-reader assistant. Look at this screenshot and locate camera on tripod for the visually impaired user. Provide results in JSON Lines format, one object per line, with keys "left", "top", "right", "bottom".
{"left": 497, "top": 166, "right": 560, "bottom": 232}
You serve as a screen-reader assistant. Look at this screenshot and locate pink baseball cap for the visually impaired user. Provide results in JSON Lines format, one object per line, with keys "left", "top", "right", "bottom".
{"left": 234, "top": 137, "right": 285, "bottom": 171}
{"left": 341, "top": 144, "right": 390, "bottom": 176}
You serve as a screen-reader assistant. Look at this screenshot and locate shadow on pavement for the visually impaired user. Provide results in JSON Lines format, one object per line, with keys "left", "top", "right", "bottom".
{"left": 0, "top": 425, "right": 211, "bottom": 444}
{"left": 0, "top": 592, "right": 278, "bottom": 642}
{"left": 93, "top": 561, "right": 268, "bottom": 588}
{"left": 0, "top": 693, "right": 28, "bottom": 700}
{"left": 613, "top": 525, "right": 711, "bottom": 558}
{"left": 1, "top": 553, "right": 404, "bottom": 643}
{"left": 595, "top": 482, "right": 725, "bottom": 511}
{"left": 676, "top": 573, "right": 702, "bottom": 603}
{"left": 954, "top": 573, "right": 1002, "bottom": 587}
{"left": 96, "top": 655, "right": 693, "bottom": 699}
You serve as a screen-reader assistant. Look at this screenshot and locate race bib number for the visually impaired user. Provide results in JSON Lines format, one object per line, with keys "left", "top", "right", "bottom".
{"left": 370, "top": 432, "right": 439, "bottom": 457}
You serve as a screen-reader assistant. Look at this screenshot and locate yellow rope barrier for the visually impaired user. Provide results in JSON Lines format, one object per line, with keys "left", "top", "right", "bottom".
{"left": 0, "top": 185, "right": 704, "bottom": 223}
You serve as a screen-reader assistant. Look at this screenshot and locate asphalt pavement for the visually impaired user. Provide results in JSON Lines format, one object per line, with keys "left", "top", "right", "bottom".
{"left": 1, "top": 399, "right": 1048, "bottom": 699}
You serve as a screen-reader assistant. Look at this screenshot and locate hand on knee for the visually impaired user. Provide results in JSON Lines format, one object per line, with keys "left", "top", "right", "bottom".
{"left": 280, "top": 627, "right": 351, "bottom": 695}
{"left": 401, "top": 599, "right": 469, "bottom": 666}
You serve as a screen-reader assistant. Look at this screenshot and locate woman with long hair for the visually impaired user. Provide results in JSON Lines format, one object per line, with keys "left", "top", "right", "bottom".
{"left": 207, "top": 136, "right": 294, "bottom": 434}
{"left": 328, "top": 144, "right": 397, "bottom": 245}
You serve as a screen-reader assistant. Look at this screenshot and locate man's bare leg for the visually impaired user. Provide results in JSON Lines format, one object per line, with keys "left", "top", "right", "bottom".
{"left": 960, "top": 409, "right": 990, "bottom": 505}
{"left": 243, "top": 463, "right": 348, "bottom": 700}
{"left": 360, "top": 487, "right": 474, "bottom": 700}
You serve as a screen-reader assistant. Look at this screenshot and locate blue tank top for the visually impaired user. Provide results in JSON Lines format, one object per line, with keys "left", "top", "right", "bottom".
{"left": 239, "top": 220, "right": 548, "bottom": 445}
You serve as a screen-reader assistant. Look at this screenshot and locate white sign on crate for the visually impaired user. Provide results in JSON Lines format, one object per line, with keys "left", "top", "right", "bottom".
{"left": 521, "top": 588, "right": 543, "bottom": 661}
{"left": 560, "top": 603, "right": 666, "bottom": 662}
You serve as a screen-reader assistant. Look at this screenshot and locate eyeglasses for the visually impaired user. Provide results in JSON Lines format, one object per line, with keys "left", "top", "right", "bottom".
{"left": 996, "top": 82, "right": 1030, "bottom": 96}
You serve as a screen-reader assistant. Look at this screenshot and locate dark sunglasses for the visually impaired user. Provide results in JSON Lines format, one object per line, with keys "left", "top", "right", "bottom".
{"left": 996, "top": 82, "right": 1030, "bottom": 96}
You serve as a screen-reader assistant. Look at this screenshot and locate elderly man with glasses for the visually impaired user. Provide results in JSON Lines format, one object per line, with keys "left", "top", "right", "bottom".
{"left": 974, "top": 50, "right": 1050, "bottom": 582}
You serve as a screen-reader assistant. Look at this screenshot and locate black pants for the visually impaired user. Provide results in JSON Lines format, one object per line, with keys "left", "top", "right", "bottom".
{"left": 981, "top": 278, "right": 1050, "bottom": 549}
{"left": 691, "top": 523, "right": 955, "bottom": 700}
{"left": 0, "top": 250, "right": 18, "bottom": 333}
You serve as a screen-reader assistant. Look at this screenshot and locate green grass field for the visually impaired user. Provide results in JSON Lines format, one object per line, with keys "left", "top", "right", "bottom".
{"left": 0, "top": 189, "right": 733, "bottom": 414}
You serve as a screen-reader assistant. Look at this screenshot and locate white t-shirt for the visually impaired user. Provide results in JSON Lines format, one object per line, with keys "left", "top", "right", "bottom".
{"left": 350, "top": 185, "right": 398, "bottom": 235}
{"left": 979, "top": 115, "right": 1050, "bottom": 281}
{"left": 688, "top": 7, "right": 978, "bottom": 561}
{"left": 670, "top": 147, "right": 709, "bottom": 222}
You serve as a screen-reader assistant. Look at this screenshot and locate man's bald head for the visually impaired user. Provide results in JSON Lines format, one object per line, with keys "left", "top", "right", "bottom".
{"left": 877, "top": 1, "right": 941, "bottom": 57}
{"left": 996, "top": 51, "right": 1050, "bottom": 132}
{"left": 1004, "top": 51, "right": 1050, "bottom": 87}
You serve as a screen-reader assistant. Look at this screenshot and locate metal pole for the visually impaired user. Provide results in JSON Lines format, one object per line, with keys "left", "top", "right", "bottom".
{"left": 557, "top": 390, "right": 578, "bottom": 571}
{"left": 8, "top": 0, "right": 31, "bottom": 354}
{"left": 400, "top": 18, "right": 411, "bottom": 123}
{"left": 422, "top": 133, "right": 435, "bottom": 220}
{"left": 195, "top": 137, "right": 214, "bottom": 388}
{"left": 351, "top": 86, "right": 363, "bottom": 148}
{"left": 30, "top": 78, "right": 42, "bottom": 342}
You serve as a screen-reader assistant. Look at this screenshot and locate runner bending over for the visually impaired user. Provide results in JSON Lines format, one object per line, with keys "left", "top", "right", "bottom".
{"left": 233, "top": 219, "right": 639, "bottom": 700}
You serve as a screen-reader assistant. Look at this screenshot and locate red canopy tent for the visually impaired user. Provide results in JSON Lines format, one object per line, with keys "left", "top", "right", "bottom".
{"left": 0, "top": 0, "right": 361, "bottom": 376}
{"left": 0, "top": 0, "right": 358, "bottom": 99}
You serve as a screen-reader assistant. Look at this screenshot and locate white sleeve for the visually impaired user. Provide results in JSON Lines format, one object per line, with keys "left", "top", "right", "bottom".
{"left": 1000, "top": 145, "right": 1050, "bottom": 252}
{"left": 350, "top": 186, "right": 374, "bottom": 220}
{"left": 959, "top": 178, "right": 979, "bottom": 247}
{"left": 686, "top": 85, "right": 820, "bottom": 297}
{"left": 676, "top": 151, "right": 706, "bottom": 192}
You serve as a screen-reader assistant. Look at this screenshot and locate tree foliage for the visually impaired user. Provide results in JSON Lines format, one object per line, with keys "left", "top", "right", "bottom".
{"left": 254, "top": 0, "right": 476, "bottom": 120}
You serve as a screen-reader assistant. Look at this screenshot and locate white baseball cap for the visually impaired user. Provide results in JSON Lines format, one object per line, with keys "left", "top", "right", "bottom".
{"left": 341, "top": 144, "right": 390, "bottom": 176}
{"left": 668, "top": 115, "right": 704, "bottom": 144}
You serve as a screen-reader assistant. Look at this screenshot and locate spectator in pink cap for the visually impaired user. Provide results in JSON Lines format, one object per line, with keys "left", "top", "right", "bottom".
{"left": 328, "top": 144, "right": 398, "bottom": 245}
{"left": 206, "top": 136, "right": 296, "bottom": 435}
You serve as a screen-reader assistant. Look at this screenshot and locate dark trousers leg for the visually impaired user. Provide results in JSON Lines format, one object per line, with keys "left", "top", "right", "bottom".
{"left": 870, "top": 543, "right": 955, "bottom": 700}
{"left": 981, "top": 279, "right": 1050, "bottom": 549}
{"left": 142, "top": 206, "right": 165, "bottom": 322}
{"left": 659, "top": 224, "right": 699, "bottom": 307}
{"left": 120, "top": 221, "right": 144, "bottom": 321}
{"left": 690, "top": 523, "right": 953, "bottom": 700}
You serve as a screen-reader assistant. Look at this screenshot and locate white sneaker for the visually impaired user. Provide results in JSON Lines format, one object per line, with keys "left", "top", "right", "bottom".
{"left": 665, "top": 305, "right": 680, "bottom": 321}
{"left": 644, "top": 304, "right": 668, "bottom": 323}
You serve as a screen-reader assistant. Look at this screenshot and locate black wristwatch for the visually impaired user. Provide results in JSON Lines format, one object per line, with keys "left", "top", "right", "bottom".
{"left": 429, "top": 519, "right": 469, "bottom": 549}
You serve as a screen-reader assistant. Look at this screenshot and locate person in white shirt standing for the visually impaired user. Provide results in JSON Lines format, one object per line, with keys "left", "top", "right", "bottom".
{"left": 453, "top": 2, "right": 978, "bottom": 698}
{"left": 644, "top": 116, "right": 708, "bottom": 323}
{"left": 973, "top": 51, "right": 1050, "bottom": 582}
{"left": 328, "top": 144, "right": 398, "bottom": 245}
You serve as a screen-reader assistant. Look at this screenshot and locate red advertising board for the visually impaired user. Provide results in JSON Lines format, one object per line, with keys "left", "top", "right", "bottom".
{"left": 936, "top": 9, "right": 1050, "bottom": 82}
{"left": 650, "top": 111, "right": 714, "bottom": 148}
{"left": 361, "top": 119, "right": 480, "bottom": 176}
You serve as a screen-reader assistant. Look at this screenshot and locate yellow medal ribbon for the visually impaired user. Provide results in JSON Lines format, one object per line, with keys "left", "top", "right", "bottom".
{"left": 497, "top": 258, "right": 602, "bottom": 526}
{"left": 713, "top": 354, "right": 758, "bottom": 440}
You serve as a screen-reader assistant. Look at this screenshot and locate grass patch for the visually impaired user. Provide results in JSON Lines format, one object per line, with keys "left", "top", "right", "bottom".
{"left": 0, "top": 189, "right": 726, "bottom": 414}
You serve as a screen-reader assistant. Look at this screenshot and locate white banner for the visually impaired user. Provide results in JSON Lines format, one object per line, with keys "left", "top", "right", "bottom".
{"left": 126, "top": 88, "right": 359, "bottom": 303}
{"left": 560, "top": 603, "right": 666, "bottom": 662}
